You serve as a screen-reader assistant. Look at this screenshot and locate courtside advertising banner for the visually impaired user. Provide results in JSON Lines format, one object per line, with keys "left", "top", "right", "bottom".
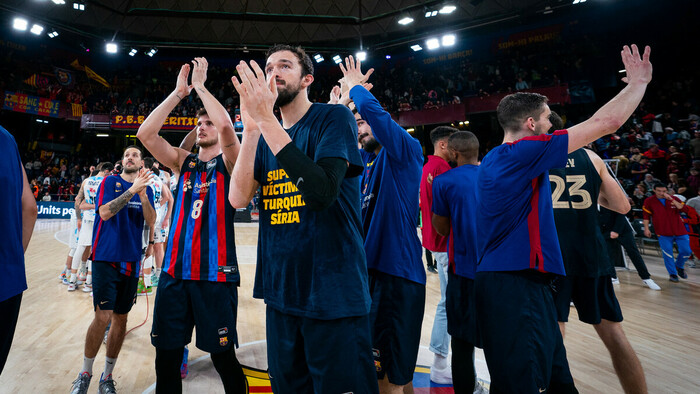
{"left": 37, "top": 201, "right": 75, "bottom": 219}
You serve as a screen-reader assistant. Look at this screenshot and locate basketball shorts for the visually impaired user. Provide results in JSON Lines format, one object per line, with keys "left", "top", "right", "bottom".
{"left": 368, "top": 269, "right": 425, "bottom": 386}
{"left": 92, "top": 262, "right": 139, "bottom": 314}
{"left": 475, "top": 270, "right": 577, "bottom": 393}
{"left": 77, "top": 219, "right": 94, "bottom": 246}
{"left": 151, "top": 272, "right": 238, "bottom": 353}
{"left": 553, "top": 275, "right": 624, "bottom": 324}
{"left": 446, "top": 271, "right": 481, "bottom": 347}
{"left": 154, "top": 207, "right": 168, "bottom": 243}
{"left": 266, "top": 306, "right": 378, "bottom": 394}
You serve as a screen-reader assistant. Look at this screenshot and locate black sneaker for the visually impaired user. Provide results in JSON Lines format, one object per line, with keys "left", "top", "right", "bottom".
{"left": 678, "top": 268, "right": 688, "bottom": 279}
{"left": 669, "top": 275, "right": 680, "bottom": 282}
{"left": 427, "top": 265, "right": 438, "bottom": 274}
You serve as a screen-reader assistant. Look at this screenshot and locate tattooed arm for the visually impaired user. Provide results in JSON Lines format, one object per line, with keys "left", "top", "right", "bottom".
{"left": 98, "top": 169, "right": 153, "bottom": 221}
{"left": 74, "top": 179, "right": 87, "bottom": 230}
{"left": 98, "top": 189, "right": 135, "bottom": 221}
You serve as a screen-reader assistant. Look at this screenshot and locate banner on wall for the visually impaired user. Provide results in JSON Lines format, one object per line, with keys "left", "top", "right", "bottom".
{"left": 111, "top": 115, "right": 198, "bottom": 131}
{"left": 37, "top": 201, "right": 75, "bottom": 219}
{"left": 3, "top": 91, "right": 60, "bottom": 117}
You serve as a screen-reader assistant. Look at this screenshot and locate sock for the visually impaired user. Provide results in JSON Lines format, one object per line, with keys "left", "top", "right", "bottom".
{"left": 144, "top": 273, "right": 152, "bottom": 287}
{"left": 70, "top": 273, "right": 77, "bottom": 284}
{"left": 433, "top": 353, "right": 448, "bottom": 370}
{"left": 86, "top": 274, "right": 92, "bottom": 286}
{"left": 104, "top": 357, "right": 117, "bottom": 378}
{"left": 81, "top": 356, "right": 95, "bottom": 376}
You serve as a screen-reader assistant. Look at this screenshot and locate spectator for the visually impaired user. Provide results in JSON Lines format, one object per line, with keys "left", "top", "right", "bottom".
{"left": 41, "top": 192, "right": 51, "bottom": 202}
{"left": 629, "top": 156, "right": 650, "bottom": 182}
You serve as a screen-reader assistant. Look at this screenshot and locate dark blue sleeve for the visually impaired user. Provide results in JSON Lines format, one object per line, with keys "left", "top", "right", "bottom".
{"left": 508, "top": 130, "right": 569, "bottom": 180}
{"left": 253, "top": 138, "right": 265, "bottom": 183}
{"left": 431, "top": 177, "right": 450, "bottom": 217}
{"left": 146, "top": 186, "right": 155, "bottom": 208}
{"left": 350, "top": 85, "right": 422, "bottom": 164}
{"left": 315, "top": 105, "right": 363, "bottom": 177}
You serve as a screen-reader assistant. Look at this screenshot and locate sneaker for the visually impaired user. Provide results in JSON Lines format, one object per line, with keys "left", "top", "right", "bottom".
{"left": 78, "top": 271, "right": 87, "bottom": 282}
{"left": 427, "top": 265, "right": 438, "bottom": 274}
{"left": 611, "top": 277, "right": 620, "bottom": 285}
{"left": 59, "top": 271, "right": 67, "bottom": 283}
{"left": 69, "top": 372, "right": 91, "bottom": 394}
{"left": 76, "top": 279, "right": 84, "bottom": 285}
{"left": 689, "top": 260, "right": 697, "bottom": 268}
{"left": 98, "top": 373, "right": 117, "bottom": 394}
{"left": 474, "top": 383, "right": 489, "bottom": 394}
{"left": 62, "top": 277, "right": 71, "bottom": 285}
{"left": 678, "top": 268, "right": 688, "bottom": 279}
{"left": 137, "top": 278, "right": 145, "bottom": 294}
{"left": 180, "top": 346, "right": 189, "bottom": 379}
{"left": 669, "top": 275, "right": 680, "bottom": 283}
{"left": 82, "top": 284, "right": 92, "bottom": 293}
{"left": 138, "top": 286, "right": 153, "bottom": 296}
{"left": 642, "top": 278, "right": 661, "bottom": 290}
{"left": 430, "top": 364, "right": 452, "bottom": 385}
{"left": 68, "top": 282, "right": 78, "bottom": 292}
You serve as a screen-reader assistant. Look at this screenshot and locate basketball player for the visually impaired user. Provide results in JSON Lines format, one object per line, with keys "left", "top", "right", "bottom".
{"left": 420, "top": 126, "right": 456, "bottom": 384}
{"left": 69, "top": 146, "right": 155, "bottom": 394}
{"left": 549, "top": 111, "right": 649, "bottom": 393}
{"left": 339, "top": 56, "right": 425, "bottom": 394}
{"left": 148, "top": 159, "right": 173, "bottom": 287}
{"left": 59, "top": 207, "right": 81, "bottom": 285}
{"left": 137, "top": 57, "right": 246, "bottom": 393}
{"left": 229, "top": 45, "right": 376, "bottom": 393}
{"left": 431, "top": 131, "right": 486, "bottom": 394}
{"left": 474, "top": 44, "right": 652, "bottom": 392}
{"left": 0, "top": 125, "right": 37, "bottom": 375}
{"left": 70, "top": 163, "right": 114, "bottom": 293}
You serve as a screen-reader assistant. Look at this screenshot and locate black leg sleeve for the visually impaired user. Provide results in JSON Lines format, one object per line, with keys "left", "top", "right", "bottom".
{"left": 619, "top": 230, "right": 651, "bottom": 279}
{"left": 451, "top": 337, "right": 476, "bottom": 394}
{"left": 211, "top": 347, "right": 248, "bottom": 394}
{"left": 155, "top": 347, "right": 185, "bottom": 394}
{"left": 0, "top": 293, "right": 22, "bottom": 375}
{"left": 425, "top": 248, "right": 434, "bottom": 268}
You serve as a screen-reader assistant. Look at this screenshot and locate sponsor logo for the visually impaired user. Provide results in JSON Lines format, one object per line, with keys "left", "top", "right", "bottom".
{"left": 100, "top": 300, "right": 108, "bottom": 305}
{"left": 206, "top": 159, "right": 217, "bottom": 168}
{"left": 219, "top": 336, "right": 229, "bottom": 347}
{"left": 151, "top": 333, "right": 158, "bottom": 338}
{"left": 372, "top": 349, "right": 380, "bottom": 358}
{"left": 218, "top": 327, "right": 229, "bottom": 335}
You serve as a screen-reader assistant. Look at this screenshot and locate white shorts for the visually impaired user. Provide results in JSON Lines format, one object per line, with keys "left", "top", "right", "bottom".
{"left": 154, "top": 221, "right": 168, "bottom": 243}
{"left": 69, "top": 220, "right": 79, "bottom": 250}
{"left": 77, "top": 220, "right": 94, "bottom": 246}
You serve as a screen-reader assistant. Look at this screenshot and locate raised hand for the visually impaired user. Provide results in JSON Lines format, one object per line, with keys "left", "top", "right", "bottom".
{"left": 175, "top": 64, "right": 193, "bottom": 100}
{"left": 239, "top": 101, "right": 260, "bottom": 135}
{"left": 231, "top": 60, "right": 278, "bottom": 123}
{"left": 191, "top": 57, "right": 209, "bottom": 89}
{"left": 329, "top": 85, "right": 341, "bottom": 104}
{"left": 620, "top": 44, "right": 652, "bottom": 85}
{"left": 339, "top": 55, "right": 374, "bottom": 91}
{"left": 130, "top": 168, "right": 154, "bottom": 195}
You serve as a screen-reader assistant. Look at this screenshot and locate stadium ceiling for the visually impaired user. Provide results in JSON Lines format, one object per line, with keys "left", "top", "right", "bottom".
{"left": 2, "top": 0, "right": 562, "bottom": 52}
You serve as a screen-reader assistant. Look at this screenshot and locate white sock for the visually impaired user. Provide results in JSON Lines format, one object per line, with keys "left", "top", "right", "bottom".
{"left": 144, "top": 273, "right": 152, "bottom": 287}
{"left": 104, "top": 357, "right": 117, "bottom": 378}
{"left": 69, "top": 273, "right": 77, "bottom": 284}
{"left": 86, "top": 274, "right": 92, "bottom": 286}
{"left": 433, "top": 353, "right": 448, "bottom": 369}
{"left": 81, "top": 356, "right": 95, "bottom": 376}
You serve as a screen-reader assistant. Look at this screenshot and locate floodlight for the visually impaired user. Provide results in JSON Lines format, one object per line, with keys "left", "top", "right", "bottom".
{"left": 426, "top": 38, "right": 440, "bottom": 50}
{"left": 48, "top": 29, "right": 59, "bottom": 38}
{"left": 442, "top": 34, "right": 456, "bottom": 46}
{"left": 13, "top": 18, "right": 28, "bottom": 31}
{"left": 129, "top": 48, "right": 138, "bottom": 56}
{"left": 398, "top": 17, "right": 414, "bottom": 25}
{"left": 356, "top": 51, "right": 367, "bottom": 62}
{"left": 332, "top": 55, "right": 342, "bottom": 64}
{"left": 410, "top": 45, "right": 422, "bottom": 52}
{"left": 385, "top": 55, "right": 391, "bottom": 59}
{"left": 51, "top": 0, "right": 66, "bottom": 4}
{"left": 106, "top": 43, "right": 118, "bottom": 54}
{"left": 314, "top": 54, "right": 324, "bottom": 63}
{"left": 73, "top": 2, "right": 85, "bottom": 11}
{"left": 30, "top": 24, "right": 44, "bottom": 35}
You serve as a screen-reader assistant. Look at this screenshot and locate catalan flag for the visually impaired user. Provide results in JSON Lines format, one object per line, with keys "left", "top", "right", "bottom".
{"left": 71, "top": 103, "right": 83, "bottom": 117}
{"left": 70, "top": 59, "right": 110, "bottom": 88}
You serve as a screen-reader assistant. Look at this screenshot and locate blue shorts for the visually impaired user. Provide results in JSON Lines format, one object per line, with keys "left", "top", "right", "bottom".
{"left": 446, "top": 271, "right": 481, "bottom": 347}
{"left": 368, "top": 269, "right": 425, "bottom": 385}
{"left": 92, "top": 262, "right": 138, "bottom": 314}
{"left": 475, "top": 270, "right": 577, "bottom": 393}
{"left": 553, "top": 275, "right": 623, "bottom": 324}
{"left": 151, "top": 272, "right": 238, "bottom": 354}
{"left": 266, "top": 306, "right": 378, "bottom": 394}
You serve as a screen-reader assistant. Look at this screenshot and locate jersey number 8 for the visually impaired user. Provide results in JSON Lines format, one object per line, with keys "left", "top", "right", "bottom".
{"left": 191, "top": 199, "right": 204, "bottom": 219}
{"left": 550, "top": 175, "right": 592, "bottom": 210}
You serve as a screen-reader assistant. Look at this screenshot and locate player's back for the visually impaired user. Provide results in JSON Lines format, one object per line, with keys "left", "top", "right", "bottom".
{"left": 550, "top": 148, "right": 610, "bottom": 276}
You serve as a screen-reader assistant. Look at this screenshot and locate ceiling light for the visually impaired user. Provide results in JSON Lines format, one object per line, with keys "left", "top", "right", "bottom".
{"left": 356, "top": 51, "right": 367, "bottom": 62}
{"left": 385, "top": 55, "right": 391, "bottom": 59}
{"left": 332, "top": 55, "right": 342, "bottom": 64}
{"left": 106, "top": 42, "right": 118, "bottom": 54}
{"left": 96, "top": 134, "right": 109, "bottom": 137}
{"left": 314, "top": 54, "right": 324, "bottom": 63}
{"left": 51, "top": 0, "right": 66, "bottom": 4}
{"left": 426, "top": 38, "right": 440, "bottom": 50}
{"left": 48, "top": 29, "right": 59, "bottom": 38}
{"left": 129, "top": 48, "right": 137, "bottom": 56}
{"left": 410, "top": 44, "right": 422, "bottom": 52}
{"left": 440, "top": 5, "right": 457, "bottom": 14}
{"left": 572, "top": 0, "right": 586, "bottom": 3}
{"left": 146, "top": 47, "right": 158, "bottom": 57}
{"left": 398, "top": 17, "right": 414, "bottom": 25}
{"left": 73, "top": 2, "right": 85, "bottom": 11}
{"left": 30, "top": 24, "right": 44, "bottom": 35}
{"left": 13, "top": 18, "right": 28, "bottom": 31}
{"left": 442, "top": 34, "right": 456, "bottom": 46}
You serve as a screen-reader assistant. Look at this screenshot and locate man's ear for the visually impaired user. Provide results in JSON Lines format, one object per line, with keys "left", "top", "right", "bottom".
{"left": 301, "top": 74, "right": 314, "bottom": 89}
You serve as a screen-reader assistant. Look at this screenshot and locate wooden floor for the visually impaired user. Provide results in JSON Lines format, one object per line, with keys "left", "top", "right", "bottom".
{"left": 1, "top": 219, "right": 699, "bottom": 393}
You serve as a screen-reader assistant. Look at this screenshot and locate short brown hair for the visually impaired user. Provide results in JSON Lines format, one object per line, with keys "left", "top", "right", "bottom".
{"left": 196, "top": 108, "right": 208, "bottom": 118}
{"left": 497, "top": 92, "right": 548, "bottom": 133}
{"left": 265, "top": 44, "right": 314, "bottom": 77}
{"left": 124, "top": 145, "right": 143, "bottom": 159}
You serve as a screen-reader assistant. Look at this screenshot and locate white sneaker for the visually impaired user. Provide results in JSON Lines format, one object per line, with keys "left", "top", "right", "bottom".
{"left": 82, "top": 284, "right": 92, "bottom": 293}
{"left": 643, "top": 278, "right": 661, "bottom": 291}
{"left": 67, "top": 282, "right": 78, "bottom": 291}
{"left": 611, "top": 277, "right": 620, "bottom": 285}
{"left": 430, "top": 364, "right": 452, "bottom": 384}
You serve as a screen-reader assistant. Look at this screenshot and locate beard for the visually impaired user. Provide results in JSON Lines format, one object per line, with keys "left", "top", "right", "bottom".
{"left": 361, "top": 136, "right": 380, "bottom": 153}
{"left": 122, "top": 163, "right": 138, "bottom": 174}
{"left": 275, "top": 79, "right": 302, "bottom": 108}
{"left": 197, "top": 137, "right": 217, "bottom": 148}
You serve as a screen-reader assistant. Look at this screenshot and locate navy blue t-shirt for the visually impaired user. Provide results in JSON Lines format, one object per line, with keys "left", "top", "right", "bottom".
{"left": 432, "top": 165, "right": 480, "bottom": 279}
{"left": 476, "top": 130, "right": 569, "bottom": 275}
{"left": 92, "top": 174, "right": 154, "bottom": 277}
{"left": 351, "top": 85, "right": 425, "bottom": 285}
{"left": 253, "top": 103, "right": 371, "bottom": 320}
{"left": 0, "top": 126, "right": 26, "bottom": 302}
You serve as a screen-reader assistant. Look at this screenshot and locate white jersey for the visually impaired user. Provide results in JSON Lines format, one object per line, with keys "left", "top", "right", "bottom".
{"left": 148, "top": 176, "right": 164, "bottom": 210}
{"left": 82, "top": 175, "right": 104, "bottom": 222}
{"left": 170, "top": 172, "right": 178, "bottom": 192}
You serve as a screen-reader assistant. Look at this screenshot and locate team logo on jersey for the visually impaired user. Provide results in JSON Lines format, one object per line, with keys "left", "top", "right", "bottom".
{"left": 188, "top": 161, "right": 196, "bottom": 168}
{"left": 207, "top": 158, "right": 217, "bottom": 169}
{"left": 115, "top": 182, "right": 123, "bottom": 193}
{"left": 219, "top": 336, "right": 229, "bottom": 346}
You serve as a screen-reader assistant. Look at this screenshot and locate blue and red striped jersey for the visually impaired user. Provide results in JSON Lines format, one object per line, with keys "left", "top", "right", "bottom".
{"left": 163, "top": 153, "right": 239, "bottom": 283}
{"left": 91, "top": 174, "right": 154, "bottom": 278}
{"left": 476, "top": 130, "right": 569, "bottom": 275}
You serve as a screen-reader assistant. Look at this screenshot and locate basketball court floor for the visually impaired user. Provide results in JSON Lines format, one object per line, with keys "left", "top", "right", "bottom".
{"left": 1, "top": 219, "right": 699, "bottom": 393}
